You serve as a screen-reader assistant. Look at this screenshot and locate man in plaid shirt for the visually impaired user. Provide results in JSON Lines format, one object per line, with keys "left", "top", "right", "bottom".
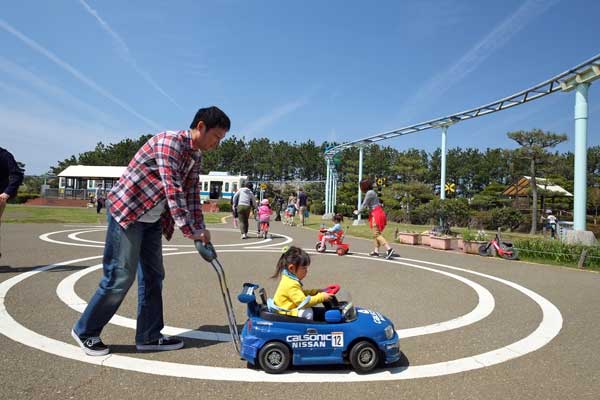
{"left": 72, "top": 106, "right": 230, "bottom": 356}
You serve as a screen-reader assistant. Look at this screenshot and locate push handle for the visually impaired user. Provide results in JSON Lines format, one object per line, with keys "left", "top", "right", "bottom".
{"left": 195, "top": 240, "right": 217, "bottom": 262}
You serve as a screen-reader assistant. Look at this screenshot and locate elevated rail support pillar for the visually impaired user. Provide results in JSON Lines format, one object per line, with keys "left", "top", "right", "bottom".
{"left": 560, "top": 63, "right": 600, "bottom": 244}
{"left": 573, "top": 83, "right": 589, "bottom": 232}
{"left": 440, "top": 125, "right": 448, "bottom": 200}
{"left": 354, "top": 146, "right": 365, "bottom": 225}
{"left": 324, "top": 157, "right": 331, "bottom": 218}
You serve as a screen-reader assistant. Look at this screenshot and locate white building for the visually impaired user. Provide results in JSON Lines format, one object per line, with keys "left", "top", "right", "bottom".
{"left": 56, "top": 165, "right": 247, "bottom": 201}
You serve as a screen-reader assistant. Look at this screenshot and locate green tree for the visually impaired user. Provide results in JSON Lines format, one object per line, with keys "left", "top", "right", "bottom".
{"left": 507, "top": 129, "right": 567, "bottom": 234}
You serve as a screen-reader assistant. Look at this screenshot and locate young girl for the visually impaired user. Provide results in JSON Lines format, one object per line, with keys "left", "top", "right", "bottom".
{"left": 283, "top": 202, "right": 297, "bottom": 226}
{"left": 271, "top": 246, "right": 332, "bottom": 320}
{"left": 318, "top": 213, "right": 343, "bottom": 251}
{"left": 257, "top": 198, "right": 272, "bottom": 235}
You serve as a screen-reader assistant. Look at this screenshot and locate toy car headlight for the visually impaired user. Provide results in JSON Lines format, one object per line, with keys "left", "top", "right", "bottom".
{"left": 384, "top": 325, "right": 394, "bottom": 339}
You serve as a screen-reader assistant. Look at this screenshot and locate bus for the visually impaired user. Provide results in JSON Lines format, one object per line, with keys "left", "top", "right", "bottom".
{"left": 199, "top": 171, "right": 248, "bottom": 202}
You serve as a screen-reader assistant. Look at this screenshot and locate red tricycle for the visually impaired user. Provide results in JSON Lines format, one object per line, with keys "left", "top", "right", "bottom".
{"left": 315, "top": 227, "right": 349, "bottom": 256}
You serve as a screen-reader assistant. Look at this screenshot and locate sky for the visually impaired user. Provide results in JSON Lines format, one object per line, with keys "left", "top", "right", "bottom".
{"left": 1, "top": 0, "right": 599, "bottom": 175}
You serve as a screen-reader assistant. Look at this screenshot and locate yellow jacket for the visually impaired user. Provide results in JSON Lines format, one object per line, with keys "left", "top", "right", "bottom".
{"left": 273, "top": 273, "right": 325, "bottom": 316}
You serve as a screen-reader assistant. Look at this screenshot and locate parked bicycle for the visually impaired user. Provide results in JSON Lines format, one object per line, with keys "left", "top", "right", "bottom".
{"left": 478, "top": 233, "right": 519, "bottom": 260}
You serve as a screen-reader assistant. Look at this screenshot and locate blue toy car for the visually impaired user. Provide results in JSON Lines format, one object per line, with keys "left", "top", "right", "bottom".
{"left": 194, "top": 241, "right": 400, "bottom": 374}
{"left": 237, "top": 283, "right": 401, "bottom": 374}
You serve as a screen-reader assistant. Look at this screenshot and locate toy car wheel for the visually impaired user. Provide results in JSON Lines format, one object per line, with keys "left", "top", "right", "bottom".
{"left": 258, "top": 342, "right": 291, "bottom": 374}
{"left": 349, "top": 341, "right": 380, "bottom": 374}
{"left": 336, "top": 247, "right": 345, "bottom": 256}
{"left": 315, "top": 242, "right": 326, "bottom": 252}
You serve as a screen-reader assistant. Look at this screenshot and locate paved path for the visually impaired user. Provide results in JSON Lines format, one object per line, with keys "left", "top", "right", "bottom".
{"left": 1, "top": 221, "right": 599, "bottom": 399}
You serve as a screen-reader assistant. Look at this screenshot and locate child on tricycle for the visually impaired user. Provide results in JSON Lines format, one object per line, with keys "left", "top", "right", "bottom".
{"left": 257, "top": 198, "right": 272, "bottom": 238}
{"left": 316, "top": 213, "right": 349, "bottom": 255}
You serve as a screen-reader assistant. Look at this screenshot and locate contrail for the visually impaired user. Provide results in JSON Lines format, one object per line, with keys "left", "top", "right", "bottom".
{"left": 242, "top": 95, "right": 311, "bottom": 137}
{"left": 399, "top": 0, "right": 560, "bottom": 121}
{"left": 77, "top": 0, "right": 182, "bottom": 110}
{"left": 0, "top": 18, "right": 160, "bottom": 129}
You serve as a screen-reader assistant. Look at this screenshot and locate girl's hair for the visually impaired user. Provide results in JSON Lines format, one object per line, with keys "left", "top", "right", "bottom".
{"left": 359, "top": 178, "right": 373, "bottom": 193}
{"left": 333, "top": 213, "right": 343, "bottom": 222}
{"left": 271, "top": 246, "right": 311, "bottom": 279}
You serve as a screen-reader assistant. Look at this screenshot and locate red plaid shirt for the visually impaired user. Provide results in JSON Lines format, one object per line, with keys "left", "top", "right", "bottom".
{"left": 108, "top": 130, "right": 204, "bottom": 240}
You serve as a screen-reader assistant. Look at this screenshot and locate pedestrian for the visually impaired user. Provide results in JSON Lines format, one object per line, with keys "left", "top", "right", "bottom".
{"left": 96, "top": 195, "right": 104, "bottom": 214}
{"left": 230, "top": 188, "right": 239, "bottom": 228}
{"left": 232, "top": 182, "right": 257, "bottom": 239}
{"left": 296, "top": 187, "right": 309, "bottom": 226}
{"left": 71, "top": 106, "right": 230, "bottom": 356}
{"left": 354, "top": 178, "right": 396, "bottom": 259}
{"left": 0, "top": 147, "right": 24, "bottom": 259}
{"left": 95, "top": 184, "right": 105, "bottom": 214}
{"left": 545, "top": 210, "right": 558, "bottom": 239}
{"left": 274, "top": 194, "right": 285, "bottom": 221}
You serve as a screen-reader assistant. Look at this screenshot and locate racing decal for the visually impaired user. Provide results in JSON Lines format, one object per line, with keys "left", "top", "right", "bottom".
{"left": 285, "top": 333, "right": 344, "bottom": 349}
{"left": 357, "top": 309, "right": 386, "bottom": 324}
{"left": 331, "top": 332, "right": 344, "bottom": 348}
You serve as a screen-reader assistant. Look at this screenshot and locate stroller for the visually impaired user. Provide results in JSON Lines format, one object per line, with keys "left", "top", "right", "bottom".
{"left": 316, "top": 227, "right": 350, "bottom": 256}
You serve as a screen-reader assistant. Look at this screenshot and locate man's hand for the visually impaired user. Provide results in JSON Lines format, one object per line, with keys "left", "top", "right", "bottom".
{"left": 191, "top": 229, "right": 211, "bottom": 243}
{"left": 0, "top": 193, "right": 9, "bottom": 206}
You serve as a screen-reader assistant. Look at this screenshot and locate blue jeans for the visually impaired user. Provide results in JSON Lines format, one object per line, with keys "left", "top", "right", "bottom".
{"left": 74, "top": 212, "right": 165, "bottom": 345}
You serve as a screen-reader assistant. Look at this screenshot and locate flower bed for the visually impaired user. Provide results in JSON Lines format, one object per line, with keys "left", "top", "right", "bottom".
{"left": 429, "top": 235, "right": 453, "bottom": 250}
{"left": 397, "top": 232, "right": 420, "bottom": 245}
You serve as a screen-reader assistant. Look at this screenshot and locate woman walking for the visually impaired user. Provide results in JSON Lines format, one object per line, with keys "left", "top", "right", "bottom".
{"left": 354, "top": 178, "right": 396, "bottom": 259}
{"left": 232, "top": 182, "right": 257, "bottom": 239}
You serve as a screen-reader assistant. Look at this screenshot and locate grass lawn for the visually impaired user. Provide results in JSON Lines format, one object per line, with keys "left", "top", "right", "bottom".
{"left": 3, "top": 204, "right": 229, "bottom": 225}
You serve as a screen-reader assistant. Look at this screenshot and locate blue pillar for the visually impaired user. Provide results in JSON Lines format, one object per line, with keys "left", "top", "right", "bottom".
{"left": 440, "top": 125, "right": 448, "bottom": 200}
{"left": 573, "top": 83, "right": 590, "bottom": 231}
{"left": 325, "top": 157, "right": 331, "bottom": 215}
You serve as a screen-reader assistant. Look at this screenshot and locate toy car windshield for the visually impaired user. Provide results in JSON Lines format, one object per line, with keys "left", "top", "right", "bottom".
{"left": 334, "top": 289, "right": 357, "bottom": 322}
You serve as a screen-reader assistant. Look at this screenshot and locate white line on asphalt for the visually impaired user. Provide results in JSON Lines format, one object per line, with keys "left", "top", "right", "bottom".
{"left": 0, "top": 254, "right": 562, "bottom": 382}
{"left": 41, "top": 228, "right": 293, "bottom": 249}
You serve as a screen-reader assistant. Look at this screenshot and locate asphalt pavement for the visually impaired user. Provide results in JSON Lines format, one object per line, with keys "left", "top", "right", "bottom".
{"left": 0, "top": 220, "right": 599, "bottom": 399}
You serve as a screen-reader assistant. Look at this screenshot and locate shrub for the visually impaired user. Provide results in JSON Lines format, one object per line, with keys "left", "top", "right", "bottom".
{"left": 217, "top": 200, "right": 232, "bottom": 212}
{"left": 470, "top": 210, "right": 494, "bottom": 230}
{"left": 443, "top": 198, "right": 471, "bottom": 227}
{"left": 461, "top": 229, "right": 477, "bottom": 241}
{"left": 513, "top": 238, "right": 600, "bottom": 269}
{"left": 310, "top": 202, "right": 324, "bottom": 216}
{"left": 11, "top": 193, "right": 40, "bottom": 204}
{"left": 411, "top": 203, "right": 433, "bottom": 225}
{"left": 334, "top": 203, "right": 355, "bottom": 217}
{"left": 489, "top": 207, "right": 523, "bottom": 231}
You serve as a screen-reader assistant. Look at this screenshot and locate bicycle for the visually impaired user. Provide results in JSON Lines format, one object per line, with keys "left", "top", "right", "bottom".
{"left": 478, "top": 233, "right": 518, "bottom": 260}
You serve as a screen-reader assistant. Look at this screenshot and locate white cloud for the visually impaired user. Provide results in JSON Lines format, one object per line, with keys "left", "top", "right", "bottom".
{"left": 0, "top": 57, "right": 120, "bottom": 128}
{"left": 0, "top": 104, "right": 134, "bottom": 175}
{"left": 0, "top": 18, "right": 160, "bottom": 129}
{"left": 77, "top": 0, "right": 182, "bottom": 110}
